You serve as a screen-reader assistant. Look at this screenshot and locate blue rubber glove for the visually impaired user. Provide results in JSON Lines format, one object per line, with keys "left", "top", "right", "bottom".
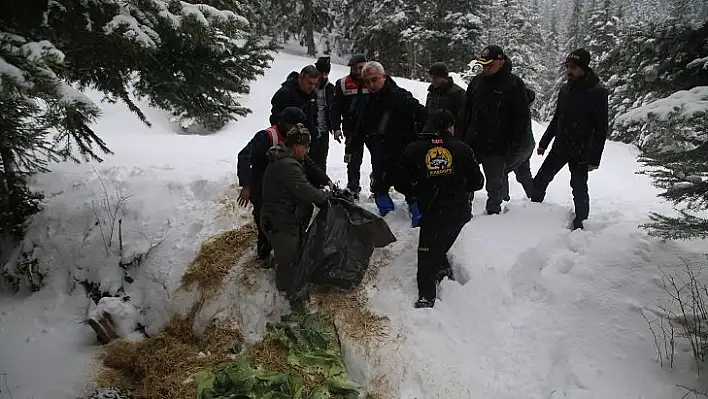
{"left": 409, "top": 202, "right": 422, "bottom": 228}
{"left": 374, "top": 194, "right": 394, "bottom": 216}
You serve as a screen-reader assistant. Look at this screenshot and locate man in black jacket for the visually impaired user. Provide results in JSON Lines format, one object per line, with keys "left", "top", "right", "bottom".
{"left": 310, "top": 56, "right": 335, "bottom": 173}
{"left": 462, "top": 45, "right": 533, "bottom": 215}
{"left": 330, "top": 54, "right": 368, "bottom": 198}
{"left": 425, "top": 62, "right": 465, "bottom": 137}
{"left": 237, "top": 107, "right": 332, "bottom": 261}
{"left": 347, "top": 61, "right": 428, "bottom": 220}
{"left": 269, "top": 65, "right": 320, "bottom": 134}
{"left": 532, "top": 48, "right": 609, "bottom": 230}
{"left": 400, "top": 110, "right": 484, "bottom": 308}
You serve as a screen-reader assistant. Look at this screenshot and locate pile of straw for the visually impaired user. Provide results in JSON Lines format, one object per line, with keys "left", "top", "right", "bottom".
{"left": 97, "top": 308, "right": 242, "bottom": 399}
{"left": 312, "top": 248, "right": 393, "bottom": 345}
{"left": 181, "top": 223, "right": 257, "bottom": 295}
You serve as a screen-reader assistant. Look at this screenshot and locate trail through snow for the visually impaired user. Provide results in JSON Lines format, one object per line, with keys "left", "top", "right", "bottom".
{"left": 0, "top": 52, "right": 706, "bottom": 399}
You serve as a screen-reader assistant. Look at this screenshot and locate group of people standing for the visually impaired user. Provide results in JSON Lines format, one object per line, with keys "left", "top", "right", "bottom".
{"left": 236, "top": 45, "right": 609, "bottom": 308}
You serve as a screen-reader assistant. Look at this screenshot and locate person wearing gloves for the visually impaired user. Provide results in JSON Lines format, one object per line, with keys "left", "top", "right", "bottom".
{"left": 400, "top": 109, "right": 485, "bottom": 309}
{"left": 236, "top": 107, "right": 332, "bottom": 261}
{"left": 330, "top": 53, "right": 369, "bottom": 199}
{"left": 310, "top": 56, "right": 335, "bottom": 173}
{"left": 532, "top": 48, "right": 609, "bottom": 230}
{"left": 260, "top": 123, "right": 333, "bottom": 294}
{"left": 348, "top": 61, "right": 427, "bottom": 220}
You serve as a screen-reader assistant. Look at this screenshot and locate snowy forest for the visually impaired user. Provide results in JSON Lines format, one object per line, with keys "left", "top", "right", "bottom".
{"left": 3, "top": 0, "right": 708, "bottom": 398}
{"left": 1, "top": 0, "right": 707, "bottom": 248}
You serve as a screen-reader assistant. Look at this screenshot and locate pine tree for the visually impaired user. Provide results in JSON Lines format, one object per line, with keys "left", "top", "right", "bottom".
{"left": 584, "top": 0, "right": 619, "bottom": 64}
{"left": 565, "top": 0, "right": 584, "bottom": 51}
{"left": 0, "top": 0, "right": 273, "bottom": 242}
{"left": 491, "top": 0, "right": 547, "bottom": 118}
{"left": 600, "top": 21, "right": 708, "bottom": 150}
{"left": 639, "top": 141, "right": 708, "bottom": 240}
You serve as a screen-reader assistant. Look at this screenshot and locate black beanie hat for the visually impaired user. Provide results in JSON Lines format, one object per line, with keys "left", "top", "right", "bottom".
{"left": 315, "top": 56, "right": 331, "bottom": 74}
{"left": 278, "top": 107, "right": 307, "bottom": 126}
{"left": 424, "top": 109, "right": 455, "bottom": 133}
{"left": 347, "top": 53, "right": 367, "bottom": 66}
{"left": 284, "top": 123, "right": 311, "bottom": 146}
{"left": 429, "top": 62, "right": 449, "bottom": 78}
{"left": 566, "top": 48, "right": 591, "bottom": 70}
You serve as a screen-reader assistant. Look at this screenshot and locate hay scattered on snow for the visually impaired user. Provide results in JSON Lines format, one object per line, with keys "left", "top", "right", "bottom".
{"left": 311, "top": 248, "right": 393, "bottom": 345}
{"left": 181, "top": 223, "right": 257, "bottom": 295}
{"left": 96, "top": 305, "right": 243, "bottom": 399}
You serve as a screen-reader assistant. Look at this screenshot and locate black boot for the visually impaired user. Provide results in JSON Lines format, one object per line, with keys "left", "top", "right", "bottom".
{"left": 572, "top": 218, "right": 584, "bottom": 230}
{"left": 414, "top": 297, "right": 435, "bottom": 308}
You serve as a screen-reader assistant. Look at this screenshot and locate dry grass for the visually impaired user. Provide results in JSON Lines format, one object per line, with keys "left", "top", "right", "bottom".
{"left": 181, "top": 223, "right": 257, "bottom": 296}
{"left": 95, "top": 221, "right": 259, "bottom": 398}
{"left": 311, "top": 248, "right": 393, "bottom": 345}
{"left": 237, "top": 257, "right": 269, "bottom": 293}
{"left": 96, "top": 302, "right": 243, "bottom": 399}
{"left": 363, "top": 375, "right": 395, "bottom": 399}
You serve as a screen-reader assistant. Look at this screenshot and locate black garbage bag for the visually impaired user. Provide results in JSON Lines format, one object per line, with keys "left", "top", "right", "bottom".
{"left": 289, "top": 194, "right": 396, "bottom": 300}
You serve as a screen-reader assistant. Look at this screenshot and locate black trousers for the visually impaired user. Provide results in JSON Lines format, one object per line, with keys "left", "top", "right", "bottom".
{"left": 252, "top": 197, "right": 271, "bottom": 257}
{"left": 532, "top": 149, "right": 590, "bottom": 221}
{"left": 367, "top": 136, "right": 409, "bottom": 198}
{"left": 309, "top": 130, "right": 330, "bottom": 173}
{"left": 502, "top": 144, "right": 535, "bottom": 200}
{"left": 417, "top": 201, "right": 472, "bottom": 300}
{"left": 344, "top": 135, "right": 364, "bottom": 192}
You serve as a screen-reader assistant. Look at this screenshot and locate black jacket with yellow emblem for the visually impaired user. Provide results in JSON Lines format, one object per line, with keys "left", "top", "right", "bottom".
{"left": 400, "top": 131, "right": 485, "bottom": 212}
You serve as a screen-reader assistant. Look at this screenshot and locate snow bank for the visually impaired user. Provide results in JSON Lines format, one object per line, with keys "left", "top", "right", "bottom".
{"left": 613, "top": 86, "right": 708, "bottom": 152}
{"left": 88, "top": 297, "right": 139, "bottom": 339}
{"left": 615, "top": 86, "right": 708, "bottom": 124}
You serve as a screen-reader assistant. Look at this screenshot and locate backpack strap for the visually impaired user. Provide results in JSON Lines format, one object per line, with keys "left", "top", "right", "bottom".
{"left": 265, "top": 126, "right": 283, "bottom": 146}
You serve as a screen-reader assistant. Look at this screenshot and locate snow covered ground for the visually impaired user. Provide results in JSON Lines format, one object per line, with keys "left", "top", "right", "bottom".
{"left": 1, "top": 51, "right": 707, "bottom": 399}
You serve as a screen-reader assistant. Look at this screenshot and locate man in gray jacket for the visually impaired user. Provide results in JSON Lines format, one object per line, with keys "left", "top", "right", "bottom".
{"left": 260, "top": 124, "right": 332, "bottom": 295}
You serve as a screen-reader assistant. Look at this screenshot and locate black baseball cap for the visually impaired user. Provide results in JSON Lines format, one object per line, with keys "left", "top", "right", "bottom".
{"left": 477, "top": 45, "right": 505, "bottom": 65}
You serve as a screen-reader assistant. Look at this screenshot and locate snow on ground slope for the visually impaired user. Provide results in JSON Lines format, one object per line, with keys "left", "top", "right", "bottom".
{"left": 0, "top": 51, "right": 706, "bottom": 399}
{"left": 0, "top": 52, "right": 354, "bottom": 399}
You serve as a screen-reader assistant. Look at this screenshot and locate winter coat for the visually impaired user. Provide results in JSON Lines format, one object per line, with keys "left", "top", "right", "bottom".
{"left": 347, "top": 76, "right": 428, "bottom": 166}
{"left": 330, "top": 75, "right": 369, "bottom": 135}
{"left": 539, "top": 70, "right": 609, "bottom": 165}
{"left": 236, "top": 125, "right": 330, "bottom": 204}
{"left": 261, "top": 144, "right": 329, "bottom": 233}
{"left": 270, "top": 72, "right": 319, "bottom": 134}
{"left": 400, "top": 132, "right": 484, "bottom": 212}
{"left": 462, "top": 57, "right": 532, "bottom": 158}
{"left": 315, "top": 79, "right": 335, "bottom": 135}
{"left": 425, "top": 79, "right": 466, "bottom": 136}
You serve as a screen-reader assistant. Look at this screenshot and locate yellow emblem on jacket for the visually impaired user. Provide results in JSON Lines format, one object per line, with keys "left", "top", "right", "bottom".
{"left": 425, "top": 146, "right": 454, "bottom": 177}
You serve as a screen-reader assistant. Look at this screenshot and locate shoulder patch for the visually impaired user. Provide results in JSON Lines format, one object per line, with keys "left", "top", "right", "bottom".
{"left": 425, "top": 146, "right": 454, "bottom": 177}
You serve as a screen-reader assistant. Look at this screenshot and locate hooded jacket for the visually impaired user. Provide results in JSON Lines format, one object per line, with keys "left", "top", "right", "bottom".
{"left": 462, "top": 56, "right": 532, "bottom": 158}
{"left": 261, "top": 144, "right": 329, "bottom": 231}
{"left": 269, "top": 73, "right": 318, "bottom": 134}
{"left": 539, "top": 70, "right": 609, "bottom": 165}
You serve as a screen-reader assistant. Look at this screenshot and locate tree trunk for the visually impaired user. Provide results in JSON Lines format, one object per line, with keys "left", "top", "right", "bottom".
{"left": 302, "top": 0, "right": 316, "bottom": 56}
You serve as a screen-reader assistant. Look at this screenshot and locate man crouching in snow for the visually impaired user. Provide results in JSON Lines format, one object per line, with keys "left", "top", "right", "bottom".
{"left": 236, "top": 107, "right": 331, "bottom": 262}
{"left": 400, "top": 110, "right": 484, "bottom": 308}
{"left": 260, "top": 124, "right": 333, "bottom": 296}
